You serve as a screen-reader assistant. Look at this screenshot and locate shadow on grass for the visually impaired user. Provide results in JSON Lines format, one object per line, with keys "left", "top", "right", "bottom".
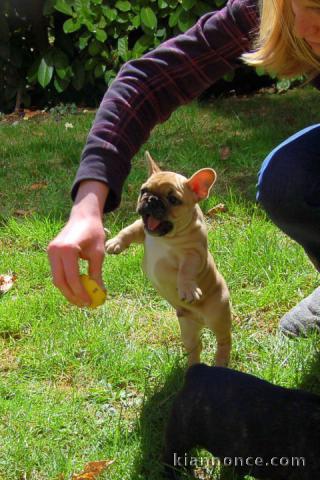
{"left": 132, "top": 363, "right": 186, "bottom": 480}
{"left": 131, "top": 341, "right": 320, "bottom": 480}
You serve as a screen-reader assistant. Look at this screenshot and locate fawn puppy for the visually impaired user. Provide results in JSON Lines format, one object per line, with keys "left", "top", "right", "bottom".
{"left": 106, "top": 152, "right": 231, "bottom": 366}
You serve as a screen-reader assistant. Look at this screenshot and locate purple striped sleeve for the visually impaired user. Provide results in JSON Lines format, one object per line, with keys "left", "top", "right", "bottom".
{"left": 72, "top": 0, "right": 259, "bottom": 212}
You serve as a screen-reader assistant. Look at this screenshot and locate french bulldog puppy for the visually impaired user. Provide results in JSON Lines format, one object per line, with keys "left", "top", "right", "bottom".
{"left": 164, "top": 364, "right": 320, "bottom": 480}
{"left": 105, "top": 152, "right": 231, "bottom": 366}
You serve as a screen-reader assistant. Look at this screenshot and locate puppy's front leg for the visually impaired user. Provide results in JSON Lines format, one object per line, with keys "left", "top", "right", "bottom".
{"left": 105, "top": 219, "right": 145, "bottom": 254}
{"left": 177, "top": 251, "right": 202, "bottom": 303}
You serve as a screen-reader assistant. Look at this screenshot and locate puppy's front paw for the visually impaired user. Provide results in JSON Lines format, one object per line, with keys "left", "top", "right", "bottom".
{"left": 105, "top": 237, "right": 126, "bottom": 254}
{"left": 178, "top": 283, "right": 202, "bottom": 303}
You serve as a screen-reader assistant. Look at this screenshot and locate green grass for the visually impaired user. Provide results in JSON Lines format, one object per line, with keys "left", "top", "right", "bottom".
{"left": 1, "top": 86, "right": 320, "bottom": 480}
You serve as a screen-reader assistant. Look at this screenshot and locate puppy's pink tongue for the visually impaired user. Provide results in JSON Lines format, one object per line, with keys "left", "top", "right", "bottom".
{"left": 147, "top": 216, "right": 161, "bottom": 231}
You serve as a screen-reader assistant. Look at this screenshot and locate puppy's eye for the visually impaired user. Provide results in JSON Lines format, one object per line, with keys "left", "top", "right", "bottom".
{"left": 167, "top": 195, "right": 181, "bottom": 206}
{"left": 140, "top": 188, "right": 148, "bottom": 195}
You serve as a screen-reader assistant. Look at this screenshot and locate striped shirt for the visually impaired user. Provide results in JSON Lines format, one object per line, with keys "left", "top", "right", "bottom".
{"left": 72, "top": 0, "right": 259, "bottom": 212}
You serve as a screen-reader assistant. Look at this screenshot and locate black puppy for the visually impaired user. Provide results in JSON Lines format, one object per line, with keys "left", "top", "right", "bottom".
{"left": 164, "top": 364, "right": 320, "bottom": 479}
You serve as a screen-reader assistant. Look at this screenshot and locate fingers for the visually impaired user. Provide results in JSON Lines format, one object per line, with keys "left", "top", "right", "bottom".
{"left": 62, "top": 247, "right": 92, "bottom": 304}
{"left": 88, "top": 247, "right": 105, "bottom": 289}
{"left": 48, "top": 208, "right": 106, "bottom": 307}
{"left": 48, "top": 242, "right": 91, "bottom": 306}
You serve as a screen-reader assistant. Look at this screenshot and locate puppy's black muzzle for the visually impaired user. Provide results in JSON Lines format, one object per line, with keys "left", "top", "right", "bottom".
{"left": 137, "top": 194, "right": 173, "bottom": 236}
{"left": 137, "top": 194, "right": 166, "bottom": 219}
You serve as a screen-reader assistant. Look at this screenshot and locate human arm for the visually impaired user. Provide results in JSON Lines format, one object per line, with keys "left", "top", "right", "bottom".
{"left": 72, "top": 0, "right": 259, "bottom": 212}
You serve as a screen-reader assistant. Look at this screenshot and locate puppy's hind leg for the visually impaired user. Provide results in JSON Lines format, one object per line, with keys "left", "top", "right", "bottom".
{"left": 177, "top": 309, "right": 203, "bottom": 366}
{"left": 204, "top": 301, "right": 232, "bottom": 367}
{"left": 214, "top": 326, "right": 232, "bottom": 367}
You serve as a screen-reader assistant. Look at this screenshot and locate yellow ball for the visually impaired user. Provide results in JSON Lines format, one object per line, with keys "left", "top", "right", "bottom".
{"left": 80, "top": 274, "right": 107, "bottom": 308}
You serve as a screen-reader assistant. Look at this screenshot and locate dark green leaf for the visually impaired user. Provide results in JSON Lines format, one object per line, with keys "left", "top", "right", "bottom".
{"left": 169, "top": 7, "right": 181, "bottom": 27}
{"left": 51, "top": 49, "right": 69, "bottom": 68}
{"left": 141, "top": 7, "right": 157, "bottom": 30}
{"left": 63, "top": 18, "right": 81, "bottom": 33}
{"left": 117, "top": 37, "right": 128, "bottom": 61}
{"left": 132, "top": 34, "right": 153, "bottom": 57}
{"left": 79, "top": 33, "right": 91, "bottom": 50}
{"left": 156, "top": 27, "right": 167, "bottom": 39}
{"left": 89, "top": 39, "right": 103, "bottom": 56}
{"left": 38, "top": 58, "right": 54, "bottom": 88}
{"left": 115, "top": 1, "right": 131, "bottom": 12}
{"left": 182, "top": 0, "right": 196, "bottom": 10}
{"left": 94, "top": 64, "right": 106, "bottom": 78}
{"left": 98, "top": 17, "right": 107, "bottom": 29}
{"left": 95, "top": 29, "right": 107, "bottom": 42}
{"left": 158, "top": 0, "right": 168, "bottom": 8}
{"left": 54, "top": 0, "right": 73, "bottom": 16}
{"left": 193, "top": 1, "right": 213, "bottom": 16}
{"left": 178, "top": 10, "right": 196, "bottom": 32}
{"left": 102, "top": 6, "right": 117, "bottom": 21}
{"left": 56, "top": 67, "right": 68, "bottom": 79}
{"left": 132, "top": 15, "right": 141, "bottom": 28}
{"left": 54, "top": 75, "right": 70, "bottom": 92}
{"left": 101, "top": 49, "right": 110, "bottom": 61}
{"left": 104, "top": 69, "right": 116, "bottom": 86}
{"left": 84, "top": 20, "right": 95, "bottom": 32}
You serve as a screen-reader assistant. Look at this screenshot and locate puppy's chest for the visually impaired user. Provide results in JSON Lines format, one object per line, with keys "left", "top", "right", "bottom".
{"left": 142, "top": 236, "right": 178, "bottom": 286}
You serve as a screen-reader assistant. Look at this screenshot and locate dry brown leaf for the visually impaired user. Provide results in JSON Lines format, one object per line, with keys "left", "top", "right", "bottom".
{"left": 54, "top": 475, "right": 65, "bottom": 480}
{"left": 72, "top": 460, "right": 115, "bottom": 480}
{"left": 0, "top": 274, "right": 17, "bottom": 294}
{"left": 29, "top": 181, "right": 48, "bottom": 191}
{"left": 14, "top": 209, "right": 35, "bottom": 217}
{"left": 23, "top": 109, "right": 46, "bottom": 120}
{"left": 206, "top": 203, "right": 228, "bottom": 217}
{"left": 219, "top": 145, "right": 231, "bottom": 160}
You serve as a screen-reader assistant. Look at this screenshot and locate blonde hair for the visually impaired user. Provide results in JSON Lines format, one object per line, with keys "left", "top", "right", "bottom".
{"left": 242, "top": 0, "right": 320, "bottom": 78}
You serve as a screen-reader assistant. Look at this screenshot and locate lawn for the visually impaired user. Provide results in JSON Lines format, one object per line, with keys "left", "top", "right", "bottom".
{"left": 1, "top": 86, "right": 320, "bottom": 480}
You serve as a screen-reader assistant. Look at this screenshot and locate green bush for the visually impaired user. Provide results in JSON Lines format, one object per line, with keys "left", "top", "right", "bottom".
{"left": 0, "top": 0, "right": 225, "bottom": 113}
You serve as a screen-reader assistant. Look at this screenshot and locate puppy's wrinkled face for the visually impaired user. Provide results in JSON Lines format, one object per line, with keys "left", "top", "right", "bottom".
{"left": 137, "top": 152, "right": 216, "bottom": 237}
{"left": 137, "top": 172, "right": 191, "bottom": 236}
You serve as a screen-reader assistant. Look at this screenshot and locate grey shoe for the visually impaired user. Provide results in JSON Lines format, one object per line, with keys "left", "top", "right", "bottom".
{"left": 279, "top": 287, "right": 320, "bottom": 337}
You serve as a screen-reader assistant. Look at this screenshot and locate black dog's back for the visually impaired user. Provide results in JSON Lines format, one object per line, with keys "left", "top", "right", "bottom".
{"left": 164, "top": 364, "right": 320, "bottom": 479}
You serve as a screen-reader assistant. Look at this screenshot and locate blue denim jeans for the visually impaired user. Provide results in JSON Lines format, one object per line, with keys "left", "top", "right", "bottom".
{"left": 257, "top": 124, "right": 320, "bottom": 270}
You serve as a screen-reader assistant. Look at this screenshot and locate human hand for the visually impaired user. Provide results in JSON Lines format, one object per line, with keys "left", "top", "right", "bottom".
{"left": 47, "top": 181, "right": 109, "bottom": 306}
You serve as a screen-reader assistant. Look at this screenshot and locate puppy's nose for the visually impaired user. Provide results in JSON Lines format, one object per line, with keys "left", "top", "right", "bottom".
{"left": 148, "top": 195, "right": 159, "bottom": 207}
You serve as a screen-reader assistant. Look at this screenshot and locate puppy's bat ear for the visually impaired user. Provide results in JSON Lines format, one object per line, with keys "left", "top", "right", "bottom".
{"left": 186, "top": 168, "right": 217, "bottom": 201}
{"left": 145, "top": 151, "right": 161, "bottom": 176}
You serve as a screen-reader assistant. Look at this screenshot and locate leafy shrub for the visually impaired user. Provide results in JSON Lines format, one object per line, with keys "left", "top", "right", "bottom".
{"left": 1, "top": 0, "right": 226, "bottom": 112}
{"left": 45, "top": 0, "right": 220, "bottom": 90}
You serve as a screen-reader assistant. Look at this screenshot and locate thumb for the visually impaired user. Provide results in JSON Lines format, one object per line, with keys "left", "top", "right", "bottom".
{"left": 88, "top": 250, "right": 105, "bottom": 289}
